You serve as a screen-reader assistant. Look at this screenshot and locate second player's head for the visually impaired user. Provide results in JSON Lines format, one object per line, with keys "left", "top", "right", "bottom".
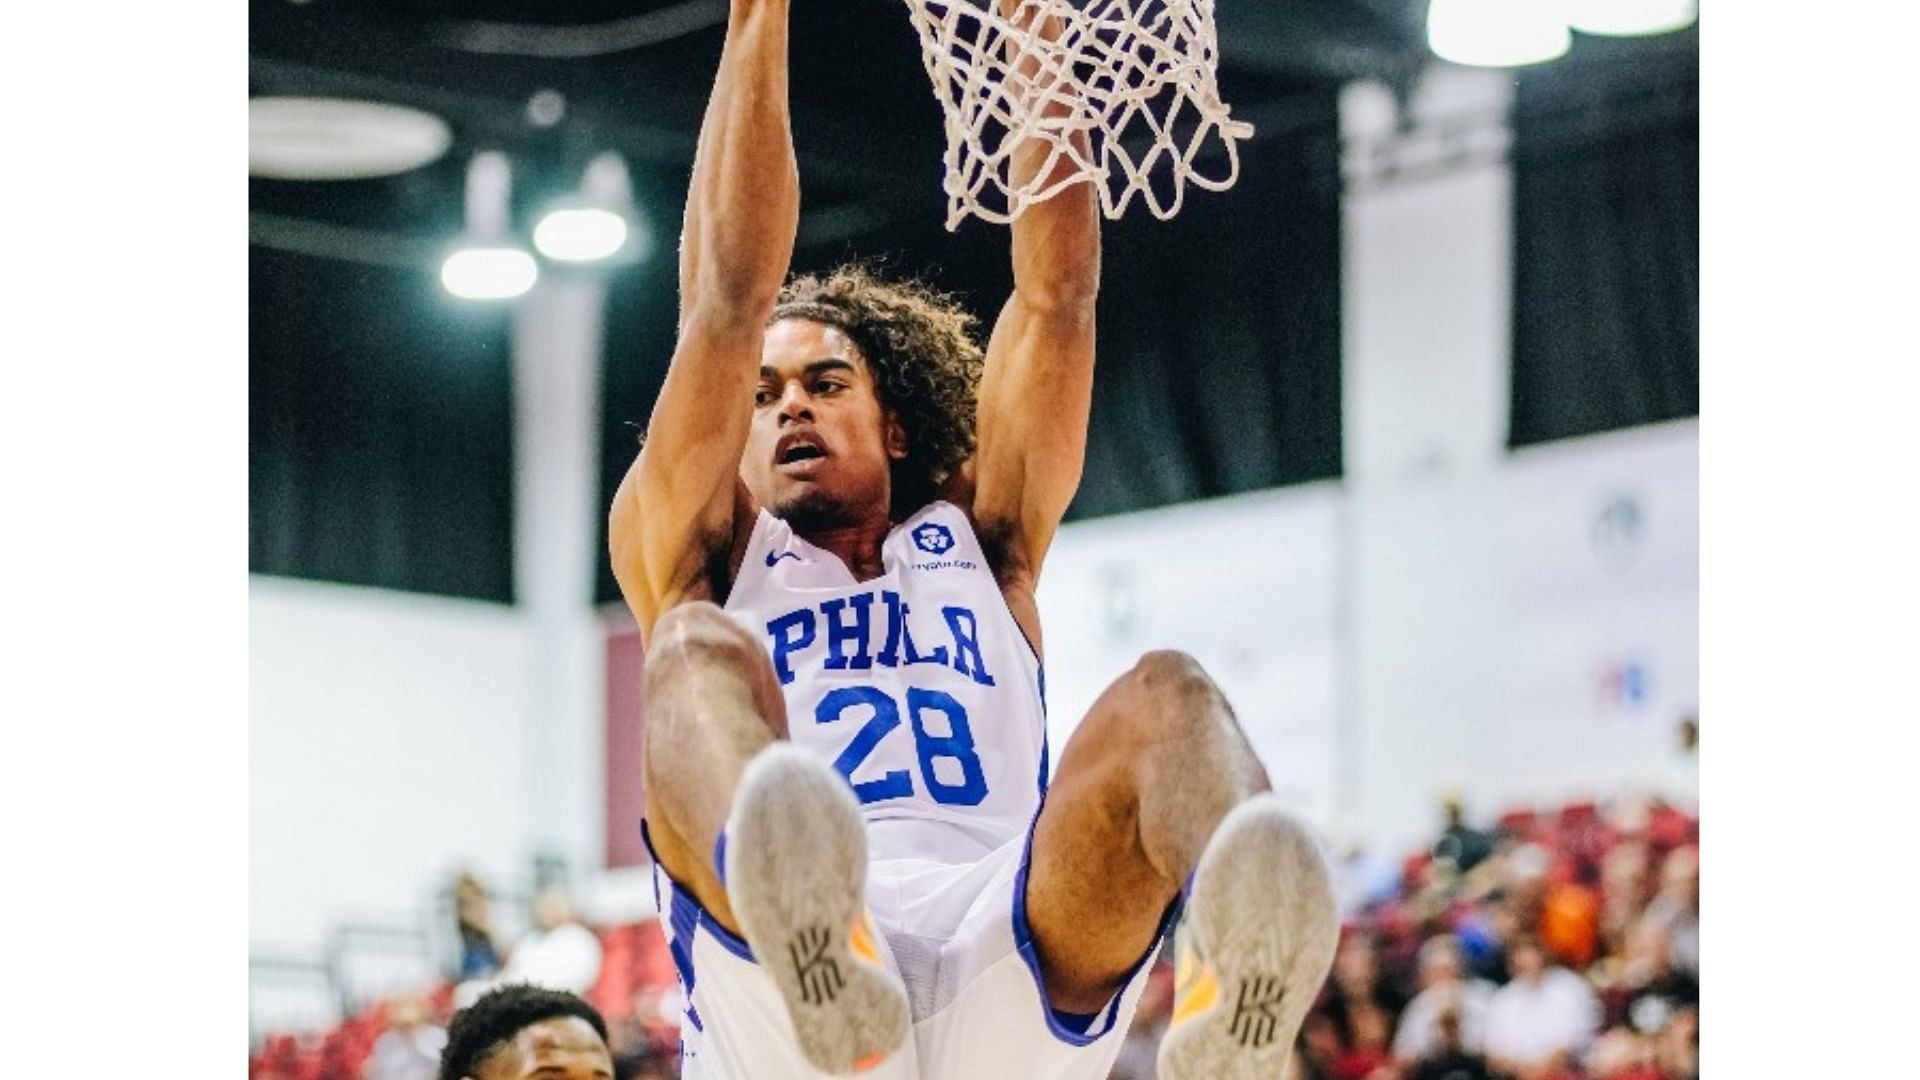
{"left": 744, "top": 265, "right": 984, "bottom": 530}
{"left": 438, "top": 983, "right": 613, "bottom": 1080}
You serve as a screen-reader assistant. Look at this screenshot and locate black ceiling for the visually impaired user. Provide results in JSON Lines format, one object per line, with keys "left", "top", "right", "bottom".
{"left": 250, "top": 0, "right": 1427, "bottom": 245}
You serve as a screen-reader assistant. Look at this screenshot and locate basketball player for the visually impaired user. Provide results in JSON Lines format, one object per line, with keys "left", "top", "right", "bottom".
{"left": 439, "top": 984, "right": 615, "bottom": 1080}
{"left": 607, "top": 0, "right": 1339, "bottom": 1074}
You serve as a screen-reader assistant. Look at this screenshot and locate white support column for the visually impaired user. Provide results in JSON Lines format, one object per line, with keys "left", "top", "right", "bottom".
{"left": 1339, "top": 65, "right": 1517, "bottom": 855}
{"left": 1342, "top": 66, "right": 1514, "bottom": 483}
{"left": 511, "top": 274, "right": 609, "bottom": 882}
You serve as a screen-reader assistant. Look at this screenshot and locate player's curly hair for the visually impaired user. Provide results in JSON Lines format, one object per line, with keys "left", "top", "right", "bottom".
{"left": 438, "top": 983, "right": 608, "bottom": 1080}
{"left": 771, "top": 264, "right": 985, "bottom": 521}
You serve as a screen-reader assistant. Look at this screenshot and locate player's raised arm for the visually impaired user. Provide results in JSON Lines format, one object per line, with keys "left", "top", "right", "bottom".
{"left": 968, "top": 0, "right": 1100, "bottom": 587}
{"left": 609, "top": 0, "right": 800, "bottom": 637}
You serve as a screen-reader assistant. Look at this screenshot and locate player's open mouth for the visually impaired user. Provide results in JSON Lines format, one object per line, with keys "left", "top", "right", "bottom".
{"left": 775, "top": 433, "right": 828, "bottom": 467}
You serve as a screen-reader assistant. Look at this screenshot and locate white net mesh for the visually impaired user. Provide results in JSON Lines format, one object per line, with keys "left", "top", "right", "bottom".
{"left": 901, "top": 0, "right": 1253, "bottom": 229}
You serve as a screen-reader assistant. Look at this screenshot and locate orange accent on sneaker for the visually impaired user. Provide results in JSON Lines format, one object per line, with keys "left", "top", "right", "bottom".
{"left": 853, "top": 1051, "right": 889, "bottom": 1072}
{"left": 849, "top": 911, "right": 882, "bottom": 965}
{"left": 1170, "top": 940, "right": 1220, "bottom": 1029}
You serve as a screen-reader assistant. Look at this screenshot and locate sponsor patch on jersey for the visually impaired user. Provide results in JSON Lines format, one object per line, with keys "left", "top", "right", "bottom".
{"left": 911, "top": 522, "right": 956, "bottom": 555}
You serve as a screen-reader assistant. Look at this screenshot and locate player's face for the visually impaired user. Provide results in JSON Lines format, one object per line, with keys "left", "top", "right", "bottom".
{"left": 470, "top": 1017, "right": 613, "bottom": 1080}
{"left": 743, "top": 319, "right": 906, "bottom": 528}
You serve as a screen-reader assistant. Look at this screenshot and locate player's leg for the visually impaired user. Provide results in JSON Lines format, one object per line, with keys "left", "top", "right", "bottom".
{"left": 642, "top": 601, "right": 910, "bottom": 1076}
{"left": 641, "top": 600, "right": 789, "bottom": 932}
{"left": 1025, "top": 650, "right": 1265, "bottom": 1008}
{"left": 1024, "top": 650, "right": 1337, "bottom": 1079}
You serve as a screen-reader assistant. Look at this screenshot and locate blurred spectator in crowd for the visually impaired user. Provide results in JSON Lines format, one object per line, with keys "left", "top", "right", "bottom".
{"left": 1408, "top": 1004, "right": 1493, "bottom": 1080}
{"left": 1652, "top": 1002, "right": 1697, "bottom": 1080}
{"left": 1594, "top": 918, "right": 1696, "bottom": 1037}
{"left": 1597, "top": 841, "right": 1651, "bottom": 959}
{"left": 367, "top": 992, "right": 447, "bottom": 1080}
{"left": 455, "top": 871, "right": 502, "bottom": 981}
{"left": 1393, "top": 935, "right": 1494, "bottom": 1064}
{"left": 1483, "top": 934, "right": 1600, "bottom": 1080}
{"left": 1454, "top": 893, "right": 1517, "bottom": 984}
{"left": 1302, "top": 931, "right": 1405, "bottom": 1080}
{"left": 438, "top": 983, "right": 613, "bottom": 1080}
{"left": 1583, "top": 1026, "right": 1659, "bottom": 1080}
{"left": 1500, "top": 844, "right": 1552, "bottom": 927}
{"left": 499, "top": 887, "right": 604, "bottom": 995}
{"left": 607, "top": 981, "right": 685, "bottom": 1076}
{"left": 1538, "top": 860, "right": 1600, "bottom": 971}
{"left": 1434, "top": 797, "right": 1496, "bottom": 873}
{"left": 1109, "top": 962, "right": 1174, "bottom": 1079}
{"left": 1641, "top": 845, "right": 1698, "bottom": 979}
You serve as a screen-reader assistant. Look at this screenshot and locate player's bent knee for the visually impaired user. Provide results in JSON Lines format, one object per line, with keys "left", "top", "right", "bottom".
{"left": 1129, "top": 648, "right": 1212, "bottom": 688}
{"left": 647, "top": 601, "right": 765, "bottom": 677}
{"left": 1125, "top": 649, "right": 1227, "bottom": 722}
{"left": 1069, "top": 650, "right": 1229, "bottom": 763}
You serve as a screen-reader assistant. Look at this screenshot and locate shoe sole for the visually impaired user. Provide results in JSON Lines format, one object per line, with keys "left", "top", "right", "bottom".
{"left": 725, "top": 744, "right": 910, "bottom": 1075}
{"left": 1158, "top": 795, "right": 1339, "bottom": 1080}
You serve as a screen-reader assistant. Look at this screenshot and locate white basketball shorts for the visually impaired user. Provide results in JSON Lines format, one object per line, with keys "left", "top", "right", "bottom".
{"left": 645, "top": 815, "right": 1174, "bottom": 1080}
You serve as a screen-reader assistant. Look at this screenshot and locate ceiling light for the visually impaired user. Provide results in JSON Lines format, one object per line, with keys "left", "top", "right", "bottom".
{"left": 442, "top": 151, "right": 538, "bottom": 300}
{"left": 532, "top": 152, "right": 647, "bottom": 265}
{"left": 534, "top": 208, "right": 630, "bottom": 262}
{"left": 1566, "top": 0, "right": 1697, "bottom": 36}
{"left": 1427, "top": 0, "right": 1572, "bottom": 68}
{"left": 250, "top": 97, "right": 452, "bottom": 180}
{"left": 440, "top": 247, "right": 539, "bottom": 300}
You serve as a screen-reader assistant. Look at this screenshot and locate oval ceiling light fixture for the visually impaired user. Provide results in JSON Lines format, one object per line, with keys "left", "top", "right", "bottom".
{"left": 533, "top": 152, "right": 646, "bottom": 264}
{"left": 442, "top": 151, "right": 539, "bottom": 300}
{"left": 1566, "top": 0, "right": 1697, "bottom": 36}
{"left": 1427, "top": 0, "right": 1572, "bottom": 68}
{"left": 534, "top": 208, "right": 630, "bottom": 262}
{"left": 440, "top": 247, "right": 539, "bottom": 300}
{"left": 250, "top": 97, "right": 453, "bottom": 180}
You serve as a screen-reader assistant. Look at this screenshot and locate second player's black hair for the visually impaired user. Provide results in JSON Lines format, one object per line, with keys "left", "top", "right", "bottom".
{"left": 438, "top": 983, "right": 609, "bottom": 1080}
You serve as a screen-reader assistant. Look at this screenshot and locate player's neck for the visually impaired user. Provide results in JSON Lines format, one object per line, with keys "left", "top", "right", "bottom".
{"left": 797, "top": 517, "right": 893, "bottom": 582}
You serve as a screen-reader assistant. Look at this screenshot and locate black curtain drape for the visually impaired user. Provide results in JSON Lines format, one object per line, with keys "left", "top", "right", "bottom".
{"left": 1510, "top": 30, "right": 1699, "bottom": 447}
{"left": 250, "top": 246, "right": 516, "bottom": 602}
{"left": 595, "top": 98, "right": 1344, "bottom": 605}
{"left": 1078, "top": 108, "right": 1344, "bottom": 517}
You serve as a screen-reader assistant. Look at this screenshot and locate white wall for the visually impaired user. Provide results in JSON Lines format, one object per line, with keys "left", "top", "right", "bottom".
{"left": 1033, "top": 419, "right": 1697, "bottom": 857}
{"left": 249, "top": 577, "right": 539, "bottom": 952}
{"left": 1037, "top": 484, "right": 1347, "bottom": 827}
{"left": 1492, "top": 423, "right": 1699, "bottom": 809}
{"left": 1347, "top": 422, "right": 1698, "bottom": 855}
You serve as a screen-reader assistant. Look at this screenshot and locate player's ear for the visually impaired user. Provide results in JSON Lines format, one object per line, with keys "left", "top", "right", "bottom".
{"left": 884, "top": 410, "right": 909, "bottom": 461}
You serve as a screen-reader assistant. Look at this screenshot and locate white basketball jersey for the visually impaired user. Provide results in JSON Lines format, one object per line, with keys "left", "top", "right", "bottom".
{"left": 723, "top": 501, "right": 1047, "bottom": 865}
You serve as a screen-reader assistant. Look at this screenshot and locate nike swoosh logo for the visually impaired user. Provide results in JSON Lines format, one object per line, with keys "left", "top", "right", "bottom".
{"left": 766, "top": 551, "right": 802, "bottom": 567}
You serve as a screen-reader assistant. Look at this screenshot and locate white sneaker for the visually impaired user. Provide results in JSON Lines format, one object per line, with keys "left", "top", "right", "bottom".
{"left": 725, "top": 744, "right": 910, "bottom": 1075}
{"left": 1157, "top": 795, "right": 1339, "bottom": 1080}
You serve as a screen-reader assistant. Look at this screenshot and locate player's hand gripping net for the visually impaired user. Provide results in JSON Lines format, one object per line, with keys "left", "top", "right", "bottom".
{"left": 902, "top": 0, "right": 1253, "bottom": 228}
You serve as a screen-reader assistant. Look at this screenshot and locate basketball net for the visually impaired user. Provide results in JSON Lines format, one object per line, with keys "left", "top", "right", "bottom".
{"left": 901, "top": 0, "right": 1253, "bottom": 229}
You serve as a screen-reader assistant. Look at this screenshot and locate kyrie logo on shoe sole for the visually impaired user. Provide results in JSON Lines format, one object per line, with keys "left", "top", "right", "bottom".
{"left": 790, "top": 927, "right": 844, "bottom": 1006}
{"left": 1229, "top": 977, "right": 1284, "bottom": 1048}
